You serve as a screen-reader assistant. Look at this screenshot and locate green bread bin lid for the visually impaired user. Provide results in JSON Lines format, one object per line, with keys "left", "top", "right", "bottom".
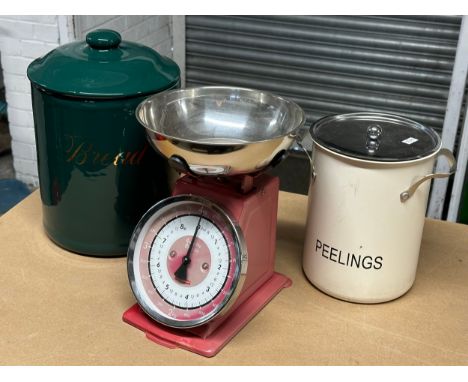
{"left": 27, "top": 29, "right": 180, "bottom": 99}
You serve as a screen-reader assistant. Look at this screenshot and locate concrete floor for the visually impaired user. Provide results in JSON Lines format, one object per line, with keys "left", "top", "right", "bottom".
{"left": 0, "top": 119, "right": 34, "bottom": 215}
{"left": 0, "top": 116, "right": 15, "bottom": 180}
{"left": 0, "top": 152, "right": 14, "bottom": 179}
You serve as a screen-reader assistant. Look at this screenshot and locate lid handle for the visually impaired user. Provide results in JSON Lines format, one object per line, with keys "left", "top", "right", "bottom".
{"left": 367, "top": 124, "right": 382, "bottom": 140}
{"left": 366, "top": 124, "right": 382, "bottom": 155}
{"left": 86, "top": 29, "right": 122, "bottom": 50}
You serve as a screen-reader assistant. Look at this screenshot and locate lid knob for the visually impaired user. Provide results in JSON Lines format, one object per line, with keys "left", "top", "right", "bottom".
{"left": 365, "top": 139, "right": 380, "bottom": 155}
{"left": 367, "top": 124, "right": 382, "bottom": 140}
{"left": 366, "top": 124, "right": 382, "bottom": 155}
{"left": 86, "top": 29, "right": 122, "bottom": 50}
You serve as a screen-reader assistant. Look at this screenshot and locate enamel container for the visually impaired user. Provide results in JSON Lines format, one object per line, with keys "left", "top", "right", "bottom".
{"left": 27, "top": 29, "right": 180, "bottom": 256}
{"left": 303, "top": 112, "right": 456, "bottom": 303}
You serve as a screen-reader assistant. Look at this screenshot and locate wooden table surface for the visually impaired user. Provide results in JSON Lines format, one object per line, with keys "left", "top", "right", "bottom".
{"left": 1, "top": 191, "right": 467, "bottom": 365}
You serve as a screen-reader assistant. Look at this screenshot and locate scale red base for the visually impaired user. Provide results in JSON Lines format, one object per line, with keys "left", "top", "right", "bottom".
{"left": 123, "top": 273, "right": 291, "bottom": 357}
{"left": 123, "top": 174, "right": 292, "bottom": 357}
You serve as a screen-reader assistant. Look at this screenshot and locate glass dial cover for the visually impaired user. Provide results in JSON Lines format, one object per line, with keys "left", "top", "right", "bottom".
{"left": 127, "top": 195, "right": 247, "bottom": 328}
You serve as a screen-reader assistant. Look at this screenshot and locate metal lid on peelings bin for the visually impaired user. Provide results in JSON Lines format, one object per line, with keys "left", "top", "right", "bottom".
{"left": 310, "top": 112, "right": 441, "bottom": 162}
{"left": 27, "top": 29, "right": 180, "bottom": 99}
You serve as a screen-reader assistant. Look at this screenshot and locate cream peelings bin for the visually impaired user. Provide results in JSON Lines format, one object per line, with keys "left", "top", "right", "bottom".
{"left": 302, "top": 112, "right": 456, "bottom": 303}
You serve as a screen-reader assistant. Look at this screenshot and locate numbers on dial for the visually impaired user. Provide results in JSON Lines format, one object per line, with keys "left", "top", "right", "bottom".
{"left": 129, "top": 196, "right": 245, "bottom": 328}
{"left": 148, "top": 214, "right": 230, "bottom": 310}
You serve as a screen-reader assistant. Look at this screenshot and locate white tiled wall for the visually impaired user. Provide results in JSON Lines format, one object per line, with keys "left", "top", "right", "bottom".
{"left": 0, "top": 15, "right": 176, "bottom": 187}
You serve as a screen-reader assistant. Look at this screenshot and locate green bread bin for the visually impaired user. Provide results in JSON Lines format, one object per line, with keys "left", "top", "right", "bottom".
{"left": 27, "top": 29, "right": 180, "bottom": 256}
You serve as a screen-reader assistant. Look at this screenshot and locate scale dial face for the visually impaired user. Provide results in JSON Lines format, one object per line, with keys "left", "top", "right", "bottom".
{"left": 128, "top": 195, "right": 247, "bottom": 328}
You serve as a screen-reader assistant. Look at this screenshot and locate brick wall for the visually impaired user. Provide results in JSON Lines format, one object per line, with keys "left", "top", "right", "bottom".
{"left": 0, "top": 15, "right": 175, "bottom": 187}
{"left": 0, "top": 16, "right": 67, "bottom": 186}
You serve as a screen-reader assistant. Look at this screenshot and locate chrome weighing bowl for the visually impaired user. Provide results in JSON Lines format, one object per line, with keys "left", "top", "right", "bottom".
{"left": 136, "top": 86, "right": 306, "bottom": 176}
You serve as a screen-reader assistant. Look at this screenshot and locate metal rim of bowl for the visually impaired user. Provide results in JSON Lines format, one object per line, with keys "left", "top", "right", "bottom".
{"left": 136, "top": 86, "right": 307, "bottom": 146}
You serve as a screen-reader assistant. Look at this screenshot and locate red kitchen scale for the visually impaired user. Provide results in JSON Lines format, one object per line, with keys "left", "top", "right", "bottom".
{"left": 123, "top": 87, "right": 306, "bottom": 357}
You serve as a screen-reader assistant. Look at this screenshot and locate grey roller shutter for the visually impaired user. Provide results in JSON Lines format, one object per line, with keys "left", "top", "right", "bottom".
{"left": 185, "top": 15, "right": 462, "bottom": 138}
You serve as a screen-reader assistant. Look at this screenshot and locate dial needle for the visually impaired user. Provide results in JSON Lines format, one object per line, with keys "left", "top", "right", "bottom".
{"left": 174, "top": 214, "right": 203, "bottom": 284}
